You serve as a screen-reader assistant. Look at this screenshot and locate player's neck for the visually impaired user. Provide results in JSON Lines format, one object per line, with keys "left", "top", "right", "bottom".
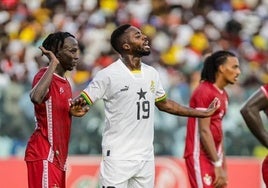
{"left": 54, "top": 65, "right": 67, "bottom": 78}
{"left": 121, "top": 56, "right": 141, "bottom": 71}
{"left": 213, "top": 80, "right": 227, "bottom": 90}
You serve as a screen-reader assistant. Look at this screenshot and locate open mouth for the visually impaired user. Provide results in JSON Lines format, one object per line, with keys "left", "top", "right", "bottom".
{"left": 144, "top": 41, "right": 150, "bottom": 49}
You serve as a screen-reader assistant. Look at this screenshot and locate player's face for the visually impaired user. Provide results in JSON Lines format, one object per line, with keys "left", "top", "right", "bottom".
{"left": 220, "top": 56, "right": 241, "bottom": 85}
{"left": 125, "top": 26, "right": 151, "bottom": 57}
{"left": 57, "top": 37, "right": 80, "bottom": 71}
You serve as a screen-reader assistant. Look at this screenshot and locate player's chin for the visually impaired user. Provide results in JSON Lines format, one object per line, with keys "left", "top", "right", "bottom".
{"left": 67, "top": 66, "right": 75, "bottom": 71}
{"left": 229, "top": 79, "right": 237, "bottom": 84}
{"left": 142, "top": 50, "right": 151, "bottom": 56}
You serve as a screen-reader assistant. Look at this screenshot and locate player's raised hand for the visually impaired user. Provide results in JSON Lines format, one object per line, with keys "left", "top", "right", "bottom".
{"left": 70, "top": 97, "right": 89, "bottom": 117}
{"left": 39, "top": 46, "right": 59, "bottom": 65}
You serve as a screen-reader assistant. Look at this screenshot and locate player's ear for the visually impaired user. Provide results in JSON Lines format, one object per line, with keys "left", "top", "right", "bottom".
{"left": 218, "top": 64, "right": 224, "bottom": 73}
{"left": 123, "top": 43, "right": 130, "bottom": 50}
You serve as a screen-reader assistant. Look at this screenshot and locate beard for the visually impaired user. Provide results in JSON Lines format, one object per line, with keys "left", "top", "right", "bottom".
{"left": 136, "top": 48, "right": 151, "bottom": 56}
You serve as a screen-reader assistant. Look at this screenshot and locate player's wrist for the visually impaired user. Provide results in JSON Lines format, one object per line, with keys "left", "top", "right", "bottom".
{"left": 212, "top": 158, "right": 223, "bottom": 167}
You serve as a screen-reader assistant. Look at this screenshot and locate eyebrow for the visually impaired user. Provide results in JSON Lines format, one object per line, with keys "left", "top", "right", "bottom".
{"left": 133, "top": 30, "right": 142, "bottom": 36}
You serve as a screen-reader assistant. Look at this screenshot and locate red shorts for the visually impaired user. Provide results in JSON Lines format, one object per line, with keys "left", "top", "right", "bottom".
{"left": 26, "top": 160, "right": 66, "bottom": 188}
{"left": 262, "top": 156, "right": 268, "bottom": 187}
{"left": 185, "top": 155, "right": 215, "bottom": 188}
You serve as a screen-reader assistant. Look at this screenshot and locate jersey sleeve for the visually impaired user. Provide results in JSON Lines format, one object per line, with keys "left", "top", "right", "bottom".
{"left": 191, "top": 85, "right": 214, "bottom": 110}
{"left": 81, "top": 70, "right": 108, "bottom": 105}
{"left": 154, "top": 70, "right": 166, "bottom": 102}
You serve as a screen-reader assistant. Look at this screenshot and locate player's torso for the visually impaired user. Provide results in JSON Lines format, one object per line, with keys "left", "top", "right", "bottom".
{"left": 101, "top": 61, "right": 159, "bottom": 160}
{"left": 26, "top": 70, "right": 72, "bottom": 169}
{"left": 185, "top": 82, "right": 228, "bottom": 157}
{"left": 104, "top": 61, "right": 158, "bottom": 122}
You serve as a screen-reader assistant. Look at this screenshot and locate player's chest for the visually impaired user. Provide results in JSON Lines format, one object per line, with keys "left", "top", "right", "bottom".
{"left": 109, "top": 75, "right": 157, "bottom": 101}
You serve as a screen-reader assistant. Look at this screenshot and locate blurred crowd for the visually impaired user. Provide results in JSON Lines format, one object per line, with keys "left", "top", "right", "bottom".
{"left": 1, "top": 0, "right": 268, "bottom": 158}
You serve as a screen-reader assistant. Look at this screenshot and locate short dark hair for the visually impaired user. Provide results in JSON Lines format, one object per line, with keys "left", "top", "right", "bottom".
{"left": 42, "top": 31, "right": 75, "bottom": 55}
{"left": 110, "top": 24, "right": 131, "bottom": 54}
{"left": 201, "top": 50, "right": 236, "bottom": 82}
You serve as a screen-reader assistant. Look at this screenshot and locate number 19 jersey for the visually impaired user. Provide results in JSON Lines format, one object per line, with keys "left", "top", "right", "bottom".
{"left": 81, "top": 59, "right": 166, "bottom": 161}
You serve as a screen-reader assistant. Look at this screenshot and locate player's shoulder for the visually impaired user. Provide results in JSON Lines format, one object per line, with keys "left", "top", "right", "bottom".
{"left": 34, "top": 67, "right": 48, "bottom": 78}
{"left": 102, "top": 59, "right": 121, "bottom": 70}
{"left": 192, "top": 81, "right": 214, "bottom": 97}
{"left": 95, "top": 60, "right": 118, "bottom": 75}
{"left": 195, "top": 81, "right": 212, "bottom": 90}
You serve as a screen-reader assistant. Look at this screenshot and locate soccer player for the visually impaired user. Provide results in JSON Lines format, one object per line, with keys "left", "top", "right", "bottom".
{"left": 184, "top": 51, "right": 241, "bottom": 188}
{"left": 240, "top": 85, "right": 268, "bottom": 187}
{"left": 24, "top": 32, "right": 88, "bottom": 188}
{"left": 71, "top": 24, "right": 220, "bottom": 188}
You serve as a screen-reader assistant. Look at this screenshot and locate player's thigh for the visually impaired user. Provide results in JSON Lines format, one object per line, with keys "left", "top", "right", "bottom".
{"left": 100, "top": 159, "right": 154, "bottom": 188}
{"left": 26, "top": 160, "right": 65, "bottom": 188}
{"left": 100, "top": 159, "right": 133, "bottom": 188}
{"left": 185, "top": 156, "right": 214, "bottom": 188}
{"left": 128, "top": 160, "right": 155, "bottom": 188}
{"left": 185, "top": 157, "right": 199, "bottom": 188}
{"left": 199, "top": 156, "right": 215, "bottom": 188}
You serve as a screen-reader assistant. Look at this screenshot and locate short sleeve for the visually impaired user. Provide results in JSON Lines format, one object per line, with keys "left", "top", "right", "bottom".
{"left": 81, "top": 70, "right": 108, "bottom": 105}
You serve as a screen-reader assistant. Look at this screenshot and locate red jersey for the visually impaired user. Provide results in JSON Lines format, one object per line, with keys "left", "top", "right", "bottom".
{"left": 25, "top": 68, "right": 72, "bottom": 171}
{"left": 184, "top": 81, "right": 228, "bottom": 159}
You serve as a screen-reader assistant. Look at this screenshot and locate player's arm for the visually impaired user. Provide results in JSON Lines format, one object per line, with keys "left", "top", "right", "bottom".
{"left": 155, "top": 97, "right": 220, "bottom": 118}
{"left": 30, "top": 47, "right": 59, "bottom": 104}
{"left": 240, "top": 88, "right": 268, "bottom": 148}
{"left": 198, "top": 117, "right": 227, "bottom": 188}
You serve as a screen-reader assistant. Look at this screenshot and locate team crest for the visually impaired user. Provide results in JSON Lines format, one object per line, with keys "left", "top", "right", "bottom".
{"left": 203, "top": 173, "right": 212, "bottom": 186}
{"left": 59, "top": 87, "right": 64, "bottom": 94}
{"left": 150, "top": 80, "right": 155, "bottom": 93}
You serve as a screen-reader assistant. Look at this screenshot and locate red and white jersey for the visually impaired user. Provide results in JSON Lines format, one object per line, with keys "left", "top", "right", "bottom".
{"left": 184, "top": 81, "right": 228, "bottom": 159}
{"left": 25, "top": 67, "right": 72, "bottom": 171}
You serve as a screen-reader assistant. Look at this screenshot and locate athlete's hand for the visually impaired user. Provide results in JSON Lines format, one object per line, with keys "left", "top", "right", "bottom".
{"left": 204, "top": 97, "right": 220, "bottom": 117}
{"left": 70, "top": 97, "right": 89, "bottom": 117}
{"left": 39, "top": 46, "right": 59, "bottom": 65}
{"left": 214, "top": 166, "right": 228, "bottom": 188}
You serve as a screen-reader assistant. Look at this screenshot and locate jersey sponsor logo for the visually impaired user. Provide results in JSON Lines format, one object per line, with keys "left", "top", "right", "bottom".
{"left": 120, "top": 85, "right": 129, "bottom": 91}
{"left": 203, "top": 173, "right": 212, "bottom": 186}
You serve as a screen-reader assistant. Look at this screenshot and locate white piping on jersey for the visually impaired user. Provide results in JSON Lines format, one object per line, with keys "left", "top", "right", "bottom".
{"left": 193, "top": 107, "right": 223, "bottom": 188}
{"left": 42, "top": 160, "right": 49, "bottom": 188}
{"left": 193, "top": 115, "right": 203, "bottom": 188}
{"left": 212, "top": 84, "right": 224, "bottom": 94}
{"left": 46, "top": 96, "right": 54, "bottom": 162}
{"left": 261, "top": 86, "right": 268, "bottom": 98}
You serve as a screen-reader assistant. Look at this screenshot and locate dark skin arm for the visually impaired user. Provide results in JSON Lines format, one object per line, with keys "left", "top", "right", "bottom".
{"left": 30, "top": 47, "right": 59, "bottom": 104}
{"left": 240, "top": 88, "right": 268, "bottom": 148}
{"left": 198, "top": 117, "right": 227, "bottom": 188}
{"left": 155, "top": 97, "right": 220, "bottom": 118}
